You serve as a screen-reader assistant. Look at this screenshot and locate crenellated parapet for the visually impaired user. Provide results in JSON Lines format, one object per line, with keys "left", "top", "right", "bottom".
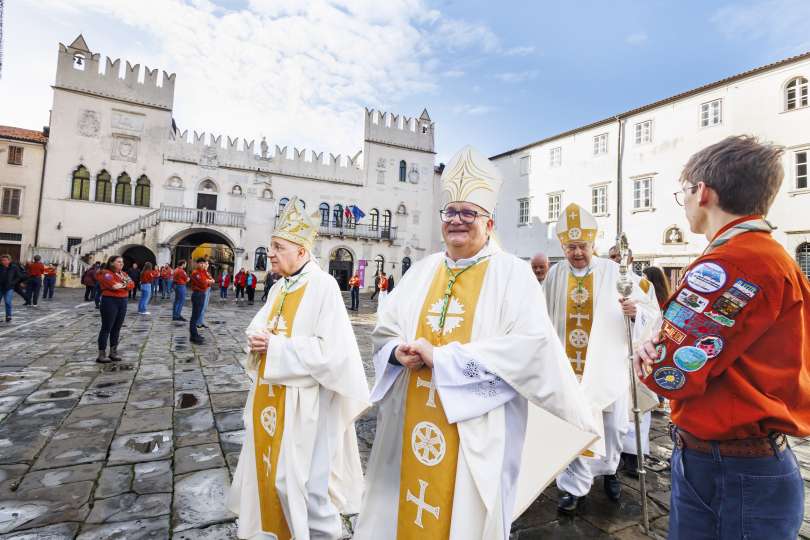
{"left": 364, "top": 107, "right": 435, "bottom": 153}
{"left": 55, "top": 35, "right": 175, "bottom": 110}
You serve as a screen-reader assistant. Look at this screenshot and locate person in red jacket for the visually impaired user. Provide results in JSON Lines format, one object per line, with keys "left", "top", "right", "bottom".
{"left": 634, "top": 136, "right": 810, "bottom": 539}
{"left": 234, "top": 268, "right": 246, "bottom": 302}
{"left": 42, "top": 264, "right": 58, "bottom": 300}
{"left": 82, "top": 263, "right": 100, "bottom": 302}
{"left": 138, "top": 262, "right": 158, "bottom": 315}
{"left": 24, "top": 254, "right": 45, "bottom": 306}
{"left": 218, "top": 270, "right": 231, "bottom": 299}
{"left": 189, "top": 257, "right": 214, "bottom": 344}
{"left": 160, "top": 264, "right": 174, "bottom": 299}
{"left": 172, "top": 260, "right": 189, "bottom": 321}
{"left": 96, "top": 255, "right": 134, "bottom": 363}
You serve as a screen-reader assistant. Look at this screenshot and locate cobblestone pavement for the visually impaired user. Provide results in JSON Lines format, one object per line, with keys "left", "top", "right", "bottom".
{"left": 0, "top": 289, "right": 808, "bottom": 539}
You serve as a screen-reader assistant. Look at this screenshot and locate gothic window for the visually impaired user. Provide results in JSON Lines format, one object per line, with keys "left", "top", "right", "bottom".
{"left": 278, "top": 197, "right": 289, "bottom": 215}
{"left": 199, "top": 179, "right": 218, "bottom": 192}
{"left": 71, "top": 165, "right": 90, "bottom": 200}
{"left": 115, "top": 173, "right": 132, "bottom": 205}
{"left": 231, "top": 185, "right": 243, "bottom": 196}
{"left": 399, "top": 160, "right": 407, "bottom": 182}
{"left": 797, "top": 242, "right": 810, "bottom": 280}
{"left": 382, "top": 210, "right": 392, "bottom": 238}
{"left": 786, "top": 77, "right": 809, "bottom": 111}
{"left": 134, "top": 175, "right": 151, "bottom": 207}
{"left": 402, "top": 256, "right": 412, "bottom": 274}
{"left": 95, "top": 170, "right": 112, "bottom": 203}
{"left": 369, "top": 208, "right": 380, "bottom": 231}
{"left": 375, "top": 254, "right": 385, "bottom": 274}
{"left": 254, "top": 247, "right": 268, "bottom": 271}
{"left": 333, "top": 204, "right": 343, "bottom": 227}
{"left": 319, "top": 203, "right": 330, "bottom": 226}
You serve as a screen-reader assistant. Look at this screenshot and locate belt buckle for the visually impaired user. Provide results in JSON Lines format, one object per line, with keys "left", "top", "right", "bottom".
{"left": 669, "top": 424, "right": 685, "bottom": 449}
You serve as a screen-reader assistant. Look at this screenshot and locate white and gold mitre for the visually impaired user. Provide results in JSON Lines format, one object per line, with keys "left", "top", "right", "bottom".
{"left": 440, "top": 145, "right": 503, "bottom": 214}
{"left": 557, "top": 203, "right": 598, "bottom": 244}
{"left": 272, "top": 196, "right": 319, "bottom": 251}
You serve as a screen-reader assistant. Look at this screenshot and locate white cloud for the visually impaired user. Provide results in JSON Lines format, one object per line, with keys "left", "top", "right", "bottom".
{"left": 494, "top": 70, "right": 538, "bottom": 83}
{"left": 625, "top": 32, "right": 648, "bottom": 46}
{"left": 503, "top": 45, "right": 536, "bottom": 56}
{"left": 451, "top": 104, "right": 495, "bottom": 115}
{"left": 712, "top": 0, "right": 810, "bottom": 53}
{"left": 443, "top": 69, "right": 466, "bottom": 78}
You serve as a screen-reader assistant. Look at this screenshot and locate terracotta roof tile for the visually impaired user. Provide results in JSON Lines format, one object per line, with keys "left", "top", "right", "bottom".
{"left": 0, "top": 126, "right": 48, "bottom": 144}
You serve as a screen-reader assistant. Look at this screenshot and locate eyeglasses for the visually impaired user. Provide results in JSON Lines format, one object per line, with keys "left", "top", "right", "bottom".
{"left": 674, "top": 183, "right": 700, "bottom": 206}
{"left": 439, "top": 208, "right": 490, "bottom": 224}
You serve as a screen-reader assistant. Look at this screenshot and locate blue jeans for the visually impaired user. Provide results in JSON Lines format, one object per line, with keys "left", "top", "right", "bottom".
{"left": 190, "top": 291, "right": 205, "bottom": 338}
{"left": 2, "top": 289, "right": 13, "bottom": 318}
{"left": 669, "top": 437, "right": 804, "bottom": 539}
{"left": 138, "top": 283, "right": 152, "bottom": 313}
{"left": 98, "top": 296, "right": 127, "bottom": 350}
{"left": 94, "top": 283, "right": 101, "bottom": 308}
{"left": 43, "top": 276, "right": 56, "bottom": 298}
{"left": 198, "top": 288, "right": 211, "bottom": 325}
{"left": 220, "top": 286, "right": 228, "bottom": 299}
{"left": 163, "top": 279, "right": 173, "bottom": 299}
{"left": 27, "top": 276, "right": 42, "bottom": 305}
{"left": 173, "top": 284, "right": 186, "bottom": 319}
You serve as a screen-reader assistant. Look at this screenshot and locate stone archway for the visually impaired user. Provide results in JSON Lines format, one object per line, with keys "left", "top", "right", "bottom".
{"left": 329, "top": 247, "right": 354, "bottom": 291}
{"left": 167, "top": 228, "right": 236, "bottom": 281}
{"left": 121, "top": 245, "right": 156, "bottom": 270}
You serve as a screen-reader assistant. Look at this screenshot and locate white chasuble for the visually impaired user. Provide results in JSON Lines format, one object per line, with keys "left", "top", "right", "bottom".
{"left": 354, "top": 244, "right": 598, "bottom": 540}
{"left": 228, "top": 262, "right": 370, "bottom": 540}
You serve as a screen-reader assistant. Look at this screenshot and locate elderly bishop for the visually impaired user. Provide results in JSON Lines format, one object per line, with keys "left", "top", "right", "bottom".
{"left": 544, "top": 203, "right": 660, "bottom": 513}
{"left": 228, "top": 197, "right": 370, "bottom": 539}
{"left": 354, "top": 147, "right": 597, "bottom": 540}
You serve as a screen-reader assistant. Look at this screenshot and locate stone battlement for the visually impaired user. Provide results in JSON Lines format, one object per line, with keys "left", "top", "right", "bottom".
{"left": 364, "top": 108, "right": 434, "bottom": 153}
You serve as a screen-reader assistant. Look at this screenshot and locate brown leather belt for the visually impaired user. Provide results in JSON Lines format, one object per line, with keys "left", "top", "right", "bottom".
{"left": 671, "top": 425, "right": 788, "bottom": 458}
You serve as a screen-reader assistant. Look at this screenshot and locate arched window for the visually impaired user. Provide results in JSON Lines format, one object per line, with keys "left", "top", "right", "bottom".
{"left": 402, "top": 257, "right": 412, "bottom": 274}
{"left": 134, "top": 175, "right": 151, "bottom": 207}
{"left": 278, "top": 197, "right": 289, "bottom": 215}
{"left": 71, "top": 165, "right": 90, "bottom": 200}
{"left": 254, "top": 247, "right": 268, "bottom": 271}
{"left": 95, "top": 170, "right": 112, "bottom": 203}
{"left": 399, "top": 160, "right": 407, "bottom": 182}
{"left": 375, "top": 254, "right": 385, "bottom": 274}
{"left": 382, "top": 209, "right": 392, "bottom": 230}
{"left": 199, "top": 179, "right": 217, "bottom": 192}
{"left": 115, "top": 173, "right": 132, "bottom": 205}
{"left": 333, "top": 204, "right": 343, "bottom": 227}
{"left": 73, "top": 53, "right": 86, "bottom": 70}
{"left": 319, "top": 203, "right": 330, "bottom": 226}
{"left": 786, "top": 77, "right": 809, "bottom": 111}
{"left": 797, "top": 242, "right": 810, "bottom": 280}
{"left": 231, "top": 185, "right": 243, "bottom": 195}
{"left": 369, "top": 208, "right": 380, "bottom": 231}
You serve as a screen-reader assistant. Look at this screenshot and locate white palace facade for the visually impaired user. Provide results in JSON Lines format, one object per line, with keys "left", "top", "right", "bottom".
{"left": 492, "top": 51, "right": 810, "bottom": 285}
{"left": 28, "top": 35, "right": 441, "bottom": 289}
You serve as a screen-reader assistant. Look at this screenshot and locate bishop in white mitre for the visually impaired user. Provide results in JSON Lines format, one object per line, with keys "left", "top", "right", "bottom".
{"left": 544, "top": 203, "right": 661, "bottom": 512}
{"left": 228, "top": 197, "right": 370, "bottom": 540}
{"left": 353, "top": 147, "right": 598, "bottom": 540}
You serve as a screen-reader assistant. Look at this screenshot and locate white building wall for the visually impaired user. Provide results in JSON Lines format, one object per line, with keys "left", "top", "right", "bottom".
{"left": 0, "top": 137, "right": 46, "bottom": 257}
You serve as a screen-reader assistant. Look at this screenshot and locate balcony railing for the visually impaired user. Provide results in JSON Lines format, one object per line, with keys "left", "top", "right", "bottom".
{"left": 275, "top": 217, "right": 396, "bottom": 241}
{"left": 161, "top": 205, "right": 245, "bottom": 228}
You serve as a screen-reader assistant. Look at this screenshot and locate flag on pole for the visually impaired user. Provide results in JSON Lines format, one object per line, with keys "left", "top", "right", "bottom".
{"left": 344, "top": 205, "right": 352, "bottom": 220}
{"left": 350, "top": 205, "right": 366, "bottom": 221}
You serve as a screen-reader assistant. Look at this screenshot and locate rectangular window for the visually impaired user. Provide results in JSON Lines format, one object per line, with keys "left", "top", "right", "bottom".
{"left": 0, "top": 188, "right": 22, "bottom": 216}
{"left": 547, "top": 193, "right": 561, "bottom": 221}
{"left": 549, "top": 147, "right": 562, "bottom": 168}
{"left": 633, "top": 177, "right": 653, "bottom": 209}
{"left": 518, "top": 198, "right": 530, "bottom": 225}
{"left": 519, "top": 155, "right": 531, "bottom": 175}
{"left": 797, "top": 151, "right": 808, "bottom": 190}
{"left": 7, "top": 146, "right": 23, "bottom": 165}
{"left": 591, "top": 185, "right": 607, "bottom": 215}
{"left": 66, "top": 237, "right": 82, "bottom": 253}
{"left": 634, "top": 120, "right": 653, "bottom": 144}
{"left": 700, "top": 99, "right": 722, "bottom": 127}
{"left": 593, "top": 133, "right": 608, "bottom": 155}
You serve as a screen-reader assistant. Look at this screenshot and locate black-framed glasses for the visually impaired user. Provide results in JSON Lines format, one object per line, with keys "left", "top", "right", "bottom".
{"left": 439, "top": 208, "right": 490, "bottom": 224}
{"left": 674, "top": 183, "right": 700, "bottom": 206}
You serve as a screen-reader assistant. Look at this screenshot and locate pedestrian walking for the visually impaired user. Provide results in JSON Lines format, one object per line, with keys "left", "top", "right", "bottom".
{"left": 369, "top": 270, "right": 380, "bottom": 300}
{"left": 11, "top": 261, "right": 28, "bottom": 304}
{"left": 218, "top": 270, "right": 231, "bottom": 299}
{"left": 24, "top": 254, "right": 45, "bottom": 306}
{"left": 82, "top": 263, "right": 99, "bottom": 301}
{"left": 172, "top": 260, "right": 189, "bottom": 321}
{"left": 198, "top": 260, "right": 212, "bottom": 328}
{"left": 0, "top": 254, "right": 26, "bottom": 323}
{"left": 234, "top": 268, "right": 246, "bottom": 301}
{"left": 126, "top": 263, "right": 141, "bottom": 300}
{"left": 189, "top": 258, "right": 213, "bottom": 344}
{"left": 138, "top": 262, "right": 158, "bottom": 315}
{"left": 96, "top": 255, "right": 134, "bottom": 363}
{"left": 245, "top": 271, "right": 257, "bottom": 305}
{"left": 260, "top": 271, "right": 275, "bottom": 302}
{"left": 42, "top": 264, "right": 57, "bottom": 300}
{"left": 348, "top": 272, "right": 360, "bottom": 311}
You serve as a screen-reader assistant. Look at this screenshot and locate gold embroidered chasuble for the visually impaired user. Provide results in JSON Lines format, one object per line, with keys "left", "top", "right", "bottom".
{"left": 396, "top": 259, "right": 490, "bottom": 538}
{"left": 251, "top": 282, "right": 307, "bottom": 538}
{"left": 564, "top": 272, "right": 594, "bottom": 377}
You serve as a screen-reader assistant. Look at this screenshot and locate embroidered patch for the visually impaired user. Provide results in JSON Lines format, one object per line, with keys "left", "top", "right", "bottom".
{"left": 673, "top": 346, "right": 709, "bottom": 372}
{"left": 664, "top": 303, "right": 724, "bottom": 336}
{"left": 695, "top": 335, "right": 724, "bottom": 358}
{"left": 654, "top": 366, "right": 686, "bottom": 390}
{"left": 463, "top": 360, "right": 480, "bottom": 379}
{"left": 686, "top": 262, "right": 727, "bottom": 293}
{"left": 654, "top": 343, "right": 667, "bottom": 364}
{"left": 712, "top": 292, "right": 746, "bottom": 318}
{"left": 704, "top": 310, "right": 736, "bottom": 327}
{"left": 662, "top": 321, "right": 687, "bottom": 344}
{"left": 732, "top": 278, "right": 760, "bottom": 299}
{"left": 676, "top": 288, "right": 709, "bottom": 314}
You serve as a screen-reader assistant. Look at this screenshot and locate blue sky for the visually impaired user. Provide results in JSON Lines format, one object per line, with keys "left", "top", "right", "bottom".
{"left": 1, "top": 0, "right": 809, "bottom": 162}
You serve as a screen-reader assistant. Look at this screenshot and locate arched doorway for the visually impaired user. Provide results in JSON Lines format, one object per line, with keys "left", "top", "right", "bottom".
{"left": 121, "top": 245, "right": 156, "bottom": 270}
{"left": 171, "top": 229, "right": 235, "bottom": 282}
{"left": 329, "top": 247, "right": 354, "bottom": 290}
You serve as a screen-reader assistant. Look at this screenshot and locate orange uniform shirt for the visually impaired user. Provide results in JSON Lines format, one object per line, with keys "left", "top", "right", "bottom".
{"left": 349, "top": 276, "right": 360, "bottom": 288}
{"left": 98, "top": 270, "right": 135, "bottom": 298}
{"left": 160, "top": 267, "right": 173, "bottom": 279}
{"left": 642, "top": 215, "right": 810, "bottom": 440}
{"left": 44, "top": 266, "right": 57, "bottom": 277}
{"left": 173, "top": 267, "right": 189, "bottom": 285}
{"left": 26, "top": 262, "right": 45, "bottom": 277}
{"left": 140, "top": 269, "right": 158, "bottom": 284}
{"left": 190, "top": 269, "right": 213, "bottom": 292}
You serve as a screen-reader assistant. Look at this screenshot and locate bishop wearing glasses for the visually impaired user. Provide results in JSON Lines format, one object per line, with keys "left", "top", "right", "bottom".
{"left": 354, "top": 146, "right": 597, "bottom": 540}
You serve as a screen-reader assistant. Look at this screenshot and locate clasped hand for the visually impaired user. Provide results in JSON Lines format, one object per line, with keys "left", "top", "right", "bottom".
{"left": 395, "top": 338, "right": 434, "bottom": 370}
{"left": 248, "top": 332, "right": 271, "bottom": 353}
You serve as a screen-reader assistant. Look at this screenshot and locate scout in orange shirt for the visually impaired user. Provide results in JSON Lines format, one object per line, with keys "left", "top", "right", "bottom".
{"left": 634, "top": 136, "right": 810, "bottom": 540}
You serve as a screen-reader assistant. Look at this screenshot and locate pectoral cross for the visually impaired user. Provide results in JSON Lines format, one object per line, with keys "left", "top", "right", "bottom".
{"left": 569, "top": 311, "right": 590, "bottom": 327}
{"left": 572, "top": 352, "right": 585, "bottom": 372}
{"left": 406, "top": 479, "right": 440, "bottom": 528}
{"left": 262, "top": 449, "right": 272, "bottom": 477}
{"left": 416, "top": 376, "right": 437, "bottom": 408}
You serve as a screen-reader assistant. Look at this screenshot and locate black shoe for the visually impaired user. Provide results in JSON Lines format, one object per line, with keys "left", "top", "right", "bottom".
{"left": 179, "top": 317, "right": 187, "bottom": 321}
{"left": 108, "top": 346, "right": 123, "bottom": 362}
{"left": 190, "top": 336, "right": 205, "bottom": 344}
{"left": 558, "top": 492, "right": 581, "bottom": 513}
{"left": 604, "top": 474, "right": 622, "bottom": 502}
{"left": 199, "top": 324, "right": 208, "bottom": 328}
{"left": 622, "top": 452, "right": 639, "bottom": 478}
{"left": 96, "top": 350, "right": 111, "bottom": 364}
{"left": 5, "top": 317, "right": 11, "bottom": 323}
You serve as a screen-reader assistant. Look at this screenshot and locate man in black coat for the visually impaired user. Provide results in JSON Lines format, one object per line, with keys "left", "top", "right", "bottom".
{"left": 127, "top": 263, "right": 141, "bottom": 300}
{"left": 0, "top": 254, "right": 27, "bottom": 322}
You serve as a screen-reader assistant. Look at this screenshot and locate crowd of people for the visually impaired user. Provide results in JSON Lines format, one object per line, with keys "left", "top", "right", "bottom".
{"left": 0, "top": 254, "right": 62, "bottom": 323}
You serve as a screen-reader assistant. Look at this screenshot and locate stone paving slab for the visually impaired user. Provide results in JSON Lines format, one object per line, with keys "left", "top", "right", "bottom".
{"left": 0, "top": 290, "right": 806, "bottom": 538}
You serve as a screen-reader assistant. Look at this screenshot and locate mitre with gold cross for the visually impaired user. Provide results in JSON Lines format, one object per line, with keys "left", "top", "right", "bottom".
{"left": 440, "top": 145, "right": 503, "bottom": 214}
{"left": 556, "top": 203, "right": 598, "bottom": 244}
{"left": 272, "top": 196, "right": 320, "bottom": 251}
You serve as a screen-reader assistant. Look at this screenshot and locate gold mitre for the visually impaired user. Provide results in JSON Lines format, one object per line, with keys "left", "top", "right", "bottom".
{"left": 272, "top": 196, "right": 319, "bottom": 251}
{"left": 441, "top": 145, "right": 503, "bottom": 214}
{"left": 557, "top": 203, "right": 598, "bottom": 244}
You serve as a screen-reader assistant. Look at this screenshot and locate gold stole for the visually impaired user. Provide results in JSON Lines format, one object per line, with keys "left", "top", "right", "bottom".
{"left": 251, "top": 282, "right": 307, "bottom": 538}
{"left": 564, "top": 272, "right": 594, "bottom": 376}
{"left": 396, "top": 260, "right": 490, "bottom": 538}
